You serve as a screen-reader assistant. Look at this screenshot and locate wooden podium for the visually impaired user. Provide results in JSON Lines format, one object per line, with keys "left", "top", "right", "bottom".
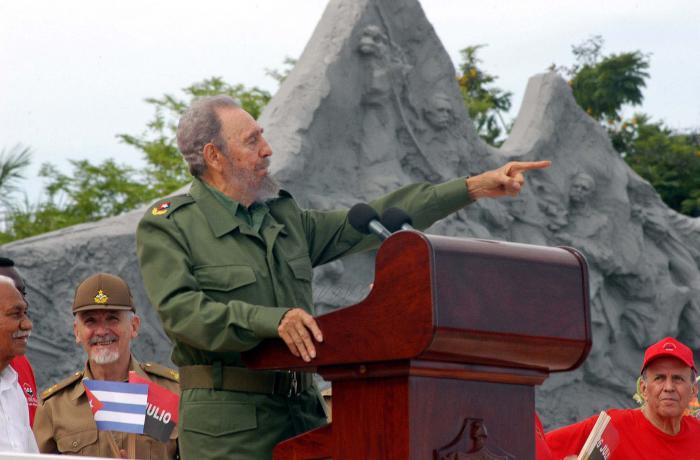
{"left": 242, "top": 231, "right": 591, "bottom": 459}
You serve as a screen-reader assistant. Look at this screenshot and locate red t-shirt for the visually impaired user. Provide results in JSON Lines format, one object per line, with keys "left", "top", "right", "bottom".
{"left": 546, "top": 408, "right": 700, "bottom": 460}
{"left": 535, "top": 412, "right": 554, "bottom": 460}
{"left": 9, "top": 355, "right": 38, "bottom": 427}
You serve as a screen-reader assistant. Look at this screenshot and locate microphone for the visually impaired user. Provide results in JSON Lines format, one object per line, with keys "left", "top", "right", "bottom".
{"left": 381, "top": 207, "right": 415, "bottom": 232}
{"left": 348, "top": 203, "right": 392, "bottom": 240}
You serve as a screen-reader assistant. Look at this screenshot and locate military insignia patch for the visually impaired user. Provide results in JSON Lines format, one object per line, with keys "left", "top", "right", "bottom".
{"left": 94, "top": 290, "right": 109, "bottom": 304}
{"left": 152, "top": 201, "right": 171, "bottom": 216}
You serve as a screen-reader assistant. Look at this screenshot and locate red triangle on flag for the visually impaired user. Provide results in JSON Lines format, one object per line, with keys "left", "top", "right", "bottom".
{"left": 83, "top": 384, "right": 104, "bottom": 415}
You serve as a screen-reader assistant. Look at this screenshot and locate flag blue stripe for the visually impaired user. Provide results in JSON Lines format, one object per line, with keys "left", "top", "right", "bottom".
{"left": 100, "top": 401, "right": 147, "bottom": 414}
{"left": 84, "top": 380, "right": 148, "bottom": 395}
{"left": 95, "top": 420, "right": 145, "bottom": 434}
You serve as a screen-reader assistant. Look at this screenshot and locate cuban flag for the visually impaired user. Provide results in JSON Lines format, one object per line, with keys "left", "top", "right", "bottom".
{"left": 83, "top": 379, "right": 149, "bottom": 434}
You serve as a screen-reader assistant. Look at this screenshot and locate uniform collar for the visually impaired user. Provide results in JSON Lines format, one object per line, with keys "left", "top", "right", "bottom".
{"left": 190, "top": 178, "right": 248, "bottom": 238}
{"left": 69, "top": 355, "right": 149, "bottom": 401}
{"left": 191, "top": 177, "right": 288, "bottom": 238}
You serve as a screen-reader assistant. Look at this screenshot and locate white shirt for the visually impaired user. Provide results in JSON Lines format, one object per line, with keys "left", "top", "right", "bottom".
{"left": 0, "top": 365, "right": 39, "bottom": 453}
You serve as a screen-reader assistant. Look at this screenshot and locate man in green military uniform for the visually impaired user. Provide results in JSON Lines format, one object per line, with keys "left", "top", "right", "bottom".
{"left": 34, "top": 273, "right": 179, "bottom": 458}
{"left": 136, "top": 95, "right": 549, "bottom": 459}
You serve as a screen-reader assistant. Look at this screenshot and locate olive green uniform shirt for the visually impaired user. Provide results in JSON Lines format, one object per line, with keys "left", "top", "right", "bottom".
{"left": 136, "top": 177, "right": 472, "bottom": 368}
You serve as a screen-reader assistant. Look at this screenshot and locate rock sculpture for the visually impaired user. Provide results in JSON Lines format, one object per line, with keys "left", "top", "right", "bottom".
{"left": 2, "top": 0, "right": 698, "bottom": 429}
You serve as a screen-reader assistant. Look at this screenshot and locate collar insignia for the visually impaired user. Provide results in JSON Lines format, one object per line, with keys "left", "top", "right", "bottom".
{"left": 151, "top": 201, "right": 171, "bottom": 216}
{"left": 94, "top": 290, "right": 109, "bottom": 304}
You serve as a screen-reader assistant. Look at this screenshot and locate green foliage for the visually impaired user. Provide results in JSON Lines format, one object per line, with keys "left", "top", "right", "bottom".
{"left": 265, "top": 56, "right": 298, "bottom": 85}
{"left": 456, "top": 45, "right": 512, "bottom": 146}
{"left": 621, "top": 115, "right": 700, "bottom": 217}
{"left": 562, "top": 36, "right": 650, "bottom": 122}
{"left": 0, "top": 145, "right": 32, "bottom": 207}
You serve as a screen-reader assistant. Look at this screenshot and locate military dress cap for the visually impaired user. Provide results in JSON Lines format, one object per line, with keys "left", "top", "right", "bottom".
{"left": 641, "top": 336, "right": 696, "bottom": 373}
{"left": 72, "top": 273, "right": 135, "bottom": 313}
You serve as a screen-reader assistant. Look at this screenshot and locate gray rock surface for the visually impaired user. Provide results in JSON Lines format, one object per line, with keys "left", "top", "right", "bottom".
{"left": 3, "top": 0, "right": 699, "bottom": 430}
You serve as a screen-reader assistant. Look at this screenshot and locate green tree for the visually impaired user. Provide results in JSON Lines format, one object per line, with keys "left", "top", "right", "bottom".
{"left": 0, "top": 145, "right": 32, "bottom": 208}
{"left": 456, "top": 45, "right": 512, "bottom": 146}
{"left": 562, "top": 36, "right": 650, "bottom": 123}
{"left": 620, "top": 115, "right": 700, "bottom": 216}
{"left": 265, "top": 56, "right": 297, "bottom": 85}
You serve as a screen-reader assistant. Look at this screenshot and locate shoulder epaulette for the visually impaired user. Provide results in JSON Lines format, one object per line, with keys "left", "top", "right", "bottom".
{"left": 41, "top": 370, "right": 84, "bottom": 400}
{"left": 147, "top": 194, "right": 194, "bottom": 218}
{"left": 140, "top": 362, "right": 179, "bottom": 382}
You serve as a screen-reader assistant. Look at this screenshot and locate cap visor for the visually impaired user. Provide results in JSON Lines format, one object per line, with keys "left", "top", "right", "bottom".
{"left": 73, "top": 304, "right": 134, "bottom": 313}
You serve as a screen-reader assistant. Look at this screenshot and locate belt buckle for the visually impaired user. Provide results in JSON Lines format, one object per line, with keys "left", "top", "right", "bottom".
{"left": 287, "top": 371, "right": 299, "bottom": 398}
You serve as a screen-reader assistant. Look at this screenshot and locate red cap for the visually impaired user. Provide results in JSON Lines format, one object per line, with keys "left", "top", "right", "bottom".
{"left": 641, "top": 337, "right": 696, "bottom": 374}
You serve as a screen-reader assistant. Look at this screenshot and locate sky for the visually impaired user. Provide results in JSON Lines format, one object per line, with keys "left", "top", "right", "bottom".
{"left": 1, "top": 0, "right": 698, "bottom": 201}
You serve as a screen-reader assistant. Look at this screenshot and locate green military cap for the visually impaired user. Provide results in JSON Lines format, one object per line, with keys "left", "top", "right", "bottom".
{"left": 72, "top": 273, "right": 135, "bottom": 314}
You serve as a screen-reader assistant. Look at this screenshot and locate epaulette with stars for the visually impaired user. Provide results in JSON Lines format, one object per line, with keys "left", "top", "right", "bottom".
{"left": 140, "top": 362, "right": 179, "bottom": 382}
{"left": 41, "top": 370, "right": 84, "bottom": 401}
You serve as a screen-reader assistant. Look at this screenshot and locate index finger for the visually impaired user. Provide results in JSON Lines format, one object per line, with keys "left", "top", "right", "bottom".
{"left": 508, "top": 160, "right": 551, "bottom": 173}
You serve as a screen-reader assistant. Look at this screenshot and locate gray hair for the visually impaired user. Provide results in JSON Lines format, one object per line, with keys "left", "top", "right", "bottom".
{"left": 0, "top": 275, "right": 16, "bottom": 288}
{"left": 176, "top": 95, "right": 240, "bottom": 177}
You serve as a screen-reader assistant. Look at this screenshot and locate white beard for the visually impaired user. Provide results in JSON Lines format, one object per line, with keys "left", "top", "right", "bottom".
{"left": 90, "top": 348, "right": 120, "bottom": 364}
{"left": 252, "top": 175, "right": 281, "bottom": 203}
{"left": 231, "top": 165, "right": 280, "bottom": 204}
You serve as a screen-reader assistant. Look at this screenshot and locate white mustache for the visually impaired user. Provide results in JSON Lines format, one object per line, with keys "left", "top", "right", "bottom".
{"left": 88, "top": 334, "right": 118, "bottom": 345}
{"left": 12, "top": 330, "right": 31, "bottom": 339}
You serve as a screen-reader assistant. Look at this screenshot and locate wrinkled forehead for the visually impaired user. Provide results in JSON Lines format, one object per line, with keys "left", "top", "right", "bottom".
{"left": 0, "top": 267, "right": 25, "bottom": 293}
{"left": 0, "top": 280, "right": 26, "bottom": 310}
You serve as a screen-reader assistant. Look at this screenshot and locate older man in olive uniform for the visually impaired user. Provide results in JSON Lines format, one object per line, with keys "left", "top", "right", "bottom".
{"left": 136, "top": 95, "right": 549, "bottom": 459}
{"left": 33, "top": 273, "right": 179, "bottom": 458}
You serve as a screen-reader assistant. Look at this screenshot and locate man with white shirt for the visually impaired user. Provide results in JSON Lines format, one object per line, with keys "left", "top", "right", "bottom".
{"left": 0, "top": 274, "right": 38, "bottom": 453}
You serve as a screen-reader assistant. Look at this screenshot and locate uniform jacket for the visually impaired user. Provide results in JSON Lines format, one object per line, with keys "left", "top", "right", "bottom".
{"left": 33, "top": 357, "right": 179, "bottom": 459}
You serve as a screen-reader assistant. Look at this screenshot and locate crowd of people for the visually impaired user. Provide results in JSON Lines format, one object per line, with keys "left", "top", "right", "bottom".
{"left": 1, "top": 97, "right": 698, "bottom": 459}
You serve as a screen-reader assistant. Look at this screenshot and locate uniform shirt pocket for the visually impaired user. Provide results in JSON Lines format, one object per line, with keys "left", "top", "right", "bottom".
{"left": 287, "top": 256, "right": 313, "bottom": 282}
{"left": 193, "top": 265, "right": 256, "bottom": 292}
{"left": 56, "top": 429, "right": 98, "bottom": 455}
{"left": 182, "top": 402, "right": 257, "bottom": 437}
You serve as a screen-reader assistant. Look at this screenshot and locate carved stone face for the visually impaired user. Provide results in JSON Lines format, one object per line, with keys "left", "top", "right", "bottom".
{"left": 569, "top": 173, "right": 595, "bottom": 205}
{"left": 358, "top": 25, "right": 387, "bottom": 56}
{"left": 423, "top": 93, "right": 454, "bottom": 130}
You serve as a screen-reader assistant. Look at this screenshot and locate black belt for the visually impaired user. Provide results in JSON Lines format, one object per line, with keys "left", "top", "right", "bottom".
{"left": 179, "top": 363, "right": 312, "bottom": 398}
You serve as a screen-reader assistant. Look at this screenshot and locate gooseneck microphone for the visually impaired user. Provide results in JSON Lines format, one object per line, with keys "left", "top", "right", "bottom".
{"left": 381, "top": 207, "right": 415, "bottom": 232}
{"left": 348, "top": 203, "right": 392, "bottom": 240}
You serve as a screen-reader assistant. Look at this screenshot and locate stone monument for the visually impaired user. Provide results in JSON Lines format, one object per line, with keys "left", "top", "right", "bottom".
{"left": 3, "top": 0, "right": 698, "bottom": 429}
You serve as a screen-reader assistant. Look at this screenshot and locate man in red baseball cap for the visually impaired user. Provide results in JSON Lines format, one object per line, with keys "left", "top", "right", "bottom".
{"left": 545, "top": 336, "right": 700, "bottom": 459}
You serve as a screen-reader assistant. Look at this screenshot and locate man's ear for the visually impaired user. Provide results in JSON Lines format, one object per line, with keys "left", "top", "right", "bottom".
{"left": 639, "top": 377, "right": 648, "bottom": 401}
{"left": 73, "top": 318, "right": 80, "bottom": 344}
{"left": 130, "top": 314, "right": 141, "bottom": 339}
{"left": 202, "top": 143, "right": 222, "bottom": 172}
